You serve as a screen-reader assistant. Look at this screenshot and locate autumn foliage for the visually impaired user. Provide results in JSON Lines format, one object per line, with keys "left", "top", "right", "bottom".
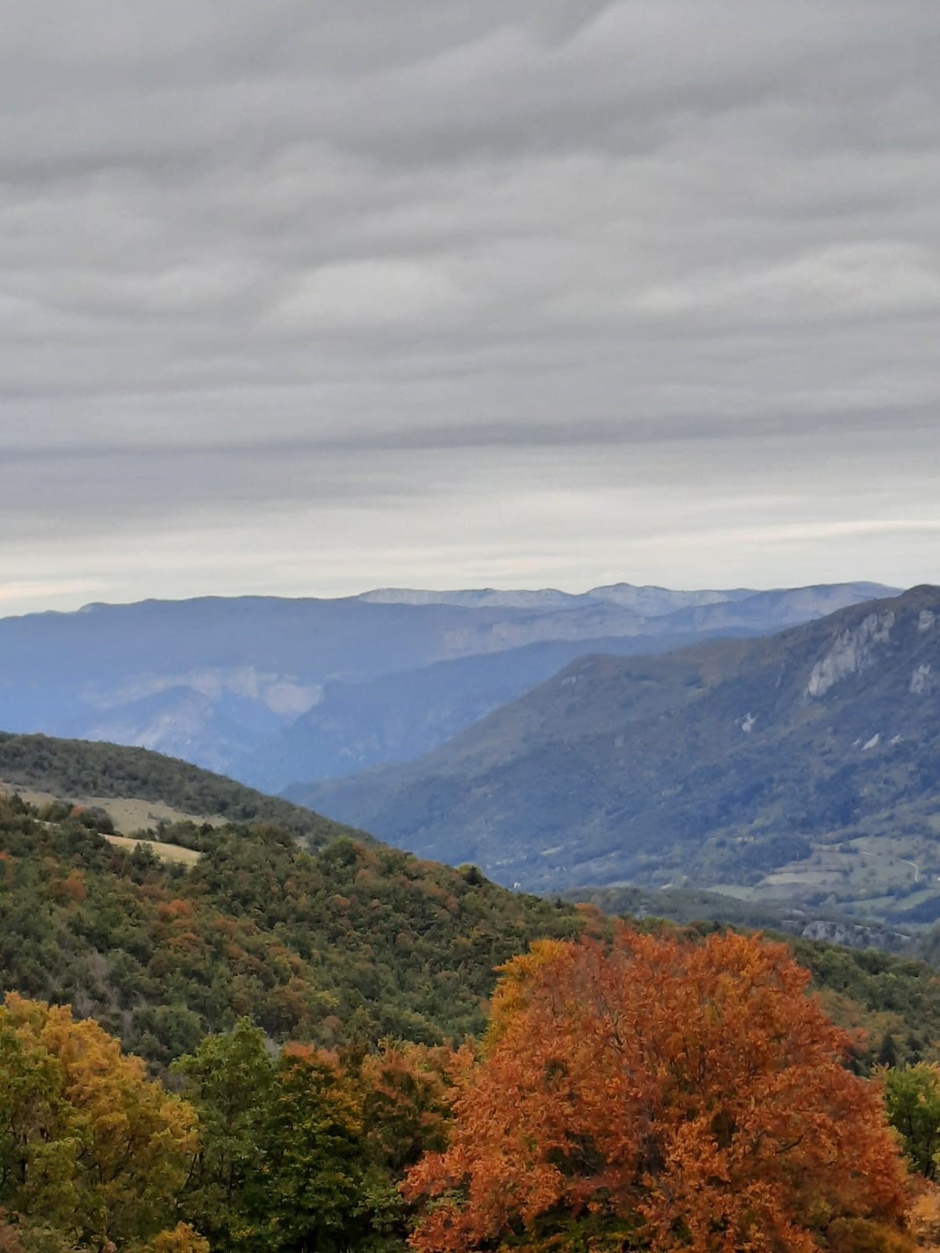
{"left": 404, "top": 927, "right": 910, "bottom": 1253}
{"left": 0, "top": 993, "right": 197, "bottom": 1250}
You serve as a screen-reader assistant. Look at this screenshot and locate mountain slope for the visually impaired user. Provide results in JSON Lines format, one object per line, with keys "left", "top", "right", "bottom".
{"left": 0, "top": 789, "right": 585, "bottom": 1068}
{"left": 295, "top": 587, "right": 940, "bottom": 916}
{"left": 237, "top": 627, "right": 770, "bottom": 793}
{"left": 0, "top": 583, "right": 894, "bottom": 782}
{"left": 5, "top": 743, "right": 940, "bottom": 1081}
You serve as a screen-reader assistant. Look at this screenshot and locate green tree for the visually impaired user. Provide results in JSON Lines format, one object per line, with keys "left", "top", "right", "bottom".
{"left": 176, "top": 1028, "right": 401, "bottom": 1253}
{"left": 882, "top": 1062, "right": 940, "bottom": 1179}
{"left": 172, "top": 1019, "right": 275, "bottom": 1249}
{"left": 254, "top": 1047, "right": 400, "bottom": 1253}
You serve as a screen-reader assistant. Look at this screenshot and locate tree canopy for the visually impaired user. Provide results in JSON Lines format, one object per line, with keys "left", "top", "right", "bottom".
{"left": 0, "top": 994, "right": 197, "bottom": 1251}
{"left": 883, "top": 1063, "right": 940, "bottom": 1180}
{"left": 404, "top": 927, "right": 910, "bottom": 1253}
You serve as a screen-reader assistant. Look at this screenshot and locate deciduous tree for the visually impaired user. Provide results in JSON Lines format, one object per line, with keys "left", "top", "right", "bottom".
{"left": 883, "top": 1064, "right": 940, "bottom": 1180}
{"left": 404, "top": 928, "right": 910, "bottom": 1253}
{"left": 0, "top": 994, "right": 197, "bottom": 1251}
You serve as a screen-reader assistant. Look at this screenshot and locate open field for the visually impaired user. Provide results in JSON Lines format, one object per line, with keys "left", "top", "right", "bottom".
{"left": 702, "top": 806, "right": 940, "bottom": 917}
{"left": 103, "top": 833, "right": 202, "bottom": 866}
{"left": 0, "top": 784, "right": 228, "bottom": 836}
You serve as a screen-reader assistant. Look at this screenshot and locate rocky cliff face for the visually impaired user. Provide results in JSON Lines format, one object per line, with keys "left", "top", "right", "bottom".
{"left": 806, "top": 609, "right": 897, "bottom": 698}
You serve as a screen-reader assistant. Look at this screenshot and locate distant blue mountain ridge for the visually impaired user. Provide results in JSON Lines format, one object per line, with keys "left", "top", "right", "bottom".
{"left": 0, "top": 581, "right": 896, "bottom": 790}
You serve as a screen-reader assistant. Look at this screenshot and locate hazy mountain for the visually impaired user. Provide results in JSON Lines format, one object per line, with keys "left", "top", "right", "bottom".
{"left": 0, "top": 581, "right": 895, "bottom": 783}
{"left": 355, "top": 583, "right": 760, "bottom": 613}
{"left": 75, "top": 686, "right": 271, "bottom": 775}
{"left": 293, "top": 586, "right": 940, "bottom": 922}
{"left": 236, "top": 628, "right": 768, "bottom": 793}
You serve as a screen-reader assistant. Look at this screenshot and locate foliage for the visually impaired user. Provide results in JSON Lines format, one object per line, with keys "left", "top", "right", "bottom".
{"left": 169, "top": 1020, "right": 275, "bottom": 1247}
{"left": 790, "top": 940, "right": 940, "bottom": 1070}
{"left": 404, "top": 927, "right": 910, "bottom": 1253}
{"left": 4, "top": 785, "right": 940, "bottom": 1077}
{"left": 150, "top": 1225, "right": 211, "bottom": 1253}
{"left": 0, "top": 793, "right": 584, "bottom": 1066}
{"left": 905, "top": 1186, "right": 940, "bottom": 1250}
{"left": 355, "top": 1041, "right": 455, "bottom": 1174}
{"left": 174, "top": 1023, "right": 453, "bottom": 1253}
{"left": 0, "top": 994, "right": 196, "bottom": 1251}
{"left": 883, "top": 1064, "right": 940, "bottom": 1179}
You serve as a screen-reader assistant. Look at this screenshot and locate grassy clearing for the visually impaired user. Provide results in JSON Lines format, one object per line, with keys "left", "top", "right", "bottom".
{"left": 1, "top": 782, "right": 214, "bottom": 869}
{"left": 3, "top": 785, "right": 227, "bottom": 836}
{"left": 104, "top": 833, "right": 202, "bottom": 867}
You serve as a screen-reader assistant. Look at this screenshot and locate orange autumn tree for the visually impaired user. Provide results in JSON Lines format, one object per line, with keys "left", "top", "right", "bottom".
{"left": 404, "top": 927, "right": 910, "bottom": 1253}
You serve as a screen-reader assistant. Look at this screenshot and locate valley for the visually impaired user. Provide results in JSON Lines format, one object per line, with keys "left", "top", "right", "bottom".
{"left": 297, "top": 586, "right": 940, "bottom": 920}
{"left": 2, "top": 581, "right": 938, "bottom": 926}
{"left": 2, "top": 587, "right": 940, "bottom": 1252}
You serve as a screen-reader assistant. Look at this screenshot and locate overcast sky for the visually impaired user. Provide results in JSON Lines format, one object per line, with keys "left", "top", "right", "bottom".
{"left": 2, "top": 0, "right": 938, "bottom": 615}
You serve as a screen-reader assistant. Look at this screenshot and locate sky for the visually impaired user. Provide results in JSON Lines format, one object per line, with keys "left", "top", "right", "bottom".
{"left": 2, "top": 0, "right": 939, "bottom": 616}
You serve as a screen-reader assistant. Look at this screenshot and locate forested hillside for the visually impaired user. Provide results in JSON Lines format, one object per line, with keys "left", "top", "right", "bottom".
{"left": 2, "top": 784, "right": 940, "bottom": 1074}
{"left": 7, "top": 932, "right": 938, "bottom": 1253}
{"left": 0, "top": 791, "right": 582, "bottom": 1066}
{"left": 0, "top": 731, "right": 355, "bottom": 848}
{"left": 5, "top": 773, "right": 940, "bottom": 1250}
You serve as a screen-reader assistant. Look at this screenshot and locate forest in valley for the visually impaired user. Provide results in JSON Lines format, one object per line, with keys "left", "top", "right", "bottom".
{"left": 5, "top": 793, "right": 940, "bottom": 1251}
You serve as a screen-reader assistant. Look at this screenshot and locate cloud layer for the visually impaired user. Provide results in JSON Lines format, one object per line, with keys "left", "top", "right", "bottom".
{"left": 2, "top": 0, "right": 939, "bottom": 611}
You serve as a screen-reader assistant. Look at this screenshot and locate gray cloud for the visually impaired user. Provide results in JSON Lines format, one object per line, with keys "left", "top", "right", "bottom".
{"left": 1, "top": 0, "right": 939, "bottom": 613}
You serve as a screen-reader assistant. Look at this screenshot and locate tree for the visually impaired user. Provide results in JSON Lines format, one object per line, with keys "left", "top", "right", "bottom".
{"left": 0, "top": 993, "right": 197, "bottom": 1251}
{"left": 172, "top": 1018, "right": 276, "bottom": 1249}
{"left": 251, "top": 1045, "right": 399, "bottom": 1253}
{"left": 404, "top": 928, "right": 910, "bottom": 1253}
{"left": 176, "top": 1027, "right": 402, "bottom": 1253}
{"left": 883, "top": 1063, "right": 940, "bottom": 1180}
{"left": 355, "top": 1041, "right": 454, "bottom": 1175}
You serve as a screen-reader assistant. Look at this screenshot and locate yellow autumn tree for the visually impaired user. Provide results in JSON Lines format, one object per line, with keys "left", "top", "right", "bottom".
{"left": 404, "top": 928, "right": 911, "bottom": 1253}
{"left": 0, "top": 993, "right": 198, "bottom": 1251}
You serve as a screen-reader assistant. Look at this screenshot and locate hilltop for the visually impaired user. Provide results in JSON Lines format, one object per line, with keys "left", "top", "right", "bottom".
{"left": 0, "top": 731, "right": 356, "bottom": 848}
{"left": 296, "top": 586, "right": 940, "bottom": 919}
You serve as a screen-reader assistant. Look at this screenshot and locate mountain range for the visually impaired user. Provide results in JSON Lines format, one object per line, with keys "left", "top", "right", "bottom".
{"left": 294, "top": 586, "right": 940, "bottom": 922}
{"left": 0, "top": 581, "right": 893, "bottom": 789}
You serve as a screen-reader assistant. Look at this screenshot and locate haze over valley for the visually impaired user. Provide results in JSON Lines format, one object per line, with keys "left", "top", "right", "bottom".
{"left": 0, "top": 579, "right": 893, "bottom": 787}
{"left": 299, "top": 585, "right": 940, "bottom": 918}
{"left": 8, "top": 576, "right": 940, "bottom": 925}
